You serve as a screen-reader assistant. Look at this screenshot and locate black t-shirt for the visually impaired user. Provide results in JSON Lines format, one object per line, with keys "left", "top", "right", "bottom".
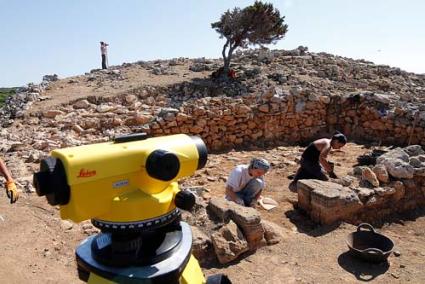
{"left": 301, "top": 143, "right": 320, "bottom": 163}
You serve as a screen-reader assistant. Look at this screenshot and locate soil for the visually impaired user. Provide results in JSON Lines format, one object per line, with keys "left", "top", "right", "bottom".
{"left": 29, "top": 63, "right": 211, "bottom": 112}
{"left": 1, "top": 143, "right": 424, "bottom": 283}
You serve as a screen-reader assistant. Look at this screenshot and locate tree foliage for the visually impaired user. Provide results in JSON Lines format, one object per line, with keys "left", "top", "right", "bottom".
{"left": 211, "top": 1, "right": 288, "bottom": 75}
{"left": 0, "top": 87, "right": 16, "bottom": 107}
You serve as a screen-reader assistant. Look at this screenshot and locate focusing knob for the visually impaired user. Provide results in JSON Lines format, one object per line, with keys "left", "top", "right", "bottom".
{"left": 174, "top": 191, "right": 195, "bottom": 211}
{"left": 146, "top": 150, "right": 180, "bottom": 181}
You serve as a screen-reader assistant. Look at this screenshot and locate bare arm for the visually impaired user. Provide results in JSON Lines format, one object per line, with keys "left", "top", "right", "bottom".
{"left": 225, "top": 185, "right": 239, "bottom": 202}
{"left": 319, "top": 145, "right": 333, "bottom": 173}
{"left": 0, "top": 158, "right": 19, "bottom": 203}
{"left": 0, "top": 159, "right": 13, "bottom": 182}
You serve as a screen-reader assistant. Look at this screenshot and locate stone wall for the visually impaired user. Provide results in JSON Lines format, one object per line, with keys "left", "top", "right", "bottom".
{"left": 1, "top": 48, "right": 424, "bottom": 228}
{"left": 146, "top": 86, "right": 330, "bottom": 150}
{"left": 2, "top": 48, "right": 425, "bottom": 159}
{"left": 34, "top": 86, "right": 424, "bottom": 152}
{"left": 0, "top": 75, "right": 57, "bottom": 127}
{"left": 297, "top": 146, "right": 425, "bottom": 225}
{"left": 329, "top": 92, "right": 425, "bottom": 147}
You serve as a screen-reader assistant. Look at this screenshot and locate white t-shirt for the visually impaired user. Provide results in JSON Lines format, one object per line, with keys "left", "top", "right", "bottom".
{"left": 226, "top": 164, "right": 265, "bottom": 193}
{"left": 101, "top": 44, "right": 108, "bottom": 55}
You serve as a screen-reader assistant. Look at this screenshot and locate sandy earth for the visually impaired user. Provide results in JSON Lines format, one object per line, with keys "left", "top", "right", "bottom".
{"left": 29, "top": 63, "right": 211, "bottom": 112}
{"left": 0, "top": 143, "right": 424, "bottom": 284}
{"left": 1, "top": 59, "right": 424, "bottom": 283}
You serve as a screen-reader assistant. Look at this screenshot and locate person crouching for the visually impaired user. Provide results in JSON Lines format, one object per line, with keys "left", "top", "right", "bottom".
{"left": 289, "top": 132, "right": 347, "bottom": 191}
{"left": 225, "top": 158, "right": 270, "bottom": 207}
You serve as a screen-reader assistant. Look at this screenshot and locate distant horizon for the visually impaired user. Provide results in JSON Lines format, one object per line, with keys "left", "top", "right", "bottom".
{"left": 1, "top": 0, "right": 424, "bottom": 87}
{"left": 2, "top": 46, "right": 424, "bottom": 88}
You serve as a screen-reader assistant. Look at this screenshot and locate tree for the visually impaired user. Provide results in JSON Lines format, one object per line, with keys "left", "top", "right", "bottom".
{"left": 211, "top": 1, "right": 288, "bottom": 77}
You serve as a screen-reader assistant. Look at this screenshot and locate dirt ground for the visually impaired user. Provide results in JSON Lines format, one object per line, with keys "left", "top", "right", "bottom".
{"left": 0, "top": 143, "right": 424, "bottom": 284}
{"left": 30, "top": 63, "right": 211, "bottom": 112}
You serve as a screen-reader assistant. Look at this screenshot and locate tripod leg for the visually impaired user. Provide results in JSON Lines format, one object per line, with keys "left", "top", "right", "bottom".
{"left": 180, "top": 255, "right": 206, "bottom": 284}
{"left": 88, "top": 273, "right": 115, "bottom": 284}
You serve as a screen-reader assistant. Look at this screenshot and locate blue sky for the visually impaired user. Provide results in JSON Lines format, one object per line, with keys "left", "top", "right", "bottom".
{"left": 1, "top": 0, "right": 424, "bottom": 87}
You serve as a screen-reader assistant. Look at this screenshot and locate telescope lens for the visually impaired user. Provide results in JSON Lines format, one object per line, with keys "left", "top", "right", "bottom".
{"left": 33, "top": 157, "right": 70, "bottom": 205}
{"left": 190, "top": 136, "right": 208, "bottom": 170}
{"left": 146, "top": 150, "right": 180, "bottom": 181}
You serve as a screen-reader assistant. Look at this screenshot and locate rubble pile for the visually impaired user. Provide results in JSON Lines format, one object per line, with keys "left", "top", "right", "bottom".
{"left": 1, "top": 47, "right": 424, "bottom": 155}
{"left": 0, "top": 46, "right": 424, "bottom": 223}
{"left": 0, "top": 47, "right": 424, "bottom": 269}
{"left": 182, "top": 196, "right": 282, "bottom": 265}
{"left": 0, "top": 47, "right": 425, "bottom": 197}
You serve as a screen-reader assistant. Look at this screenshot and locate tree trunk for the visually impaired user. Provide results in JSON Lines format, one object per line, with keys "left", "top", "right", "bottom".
{"left": 218, "top": 40, "right": 238, "bottom": 79}
{"left": 222, "top": 40, "right": 229, "bottom": 60}
{"left": 223, "top": 57, "right": 231, "bottom": 73}
{"left": 222, "top": 40, "right": 229, "bottom": 73}
{"left": 222, "top": 43, "right": 236, "bottom": 77}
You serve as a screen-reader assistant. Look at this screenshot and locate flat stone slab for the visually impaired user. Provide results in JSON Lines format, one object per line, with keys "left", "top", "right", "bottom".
{"left": 297, "top": 179, "right": 362, "bottom": 224}
{"left": 297, "top": 179, "right": 345, "bottom": 210}
{"left": 207, "top": 197, "right": 263, "bottom": 250}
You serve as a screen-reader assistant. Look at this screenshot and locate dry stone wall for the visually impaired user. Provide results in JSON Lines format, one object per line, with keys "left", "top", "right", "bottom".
{"left": 17, "top": 86, "right": 424, "bottom": 154}
{"left": 28, "top": 86, "right": 424, "bottom": 153}
{"left": 329, "top": 92, "right": 425, "bottom": 147}
{"left": 297, "top": 145, "right": 425, "bottom": 225}
{"left": 1, "top": 47, "right": 425, "bottom": 164}
{"left": 146, "top": 86, "right": 329, "bottom": 150}
{"left": 0, "top": 48, "right": 424, "bottom": 240}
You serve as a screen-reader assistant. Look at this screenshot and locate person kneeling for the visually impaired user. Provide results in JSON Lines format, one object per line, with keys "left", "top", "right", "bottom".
{"left": 289, "top": 132, "right": 347, "bottom": 191}
{"left": 225, "top": 158, "right": 270, "bottom": 207}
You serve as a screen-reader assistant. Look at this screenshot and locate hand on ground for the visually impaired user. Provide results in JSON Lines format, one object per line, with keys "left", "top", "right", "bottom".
{"left": 5, "top": 181, "right": 19, "bottom": 204}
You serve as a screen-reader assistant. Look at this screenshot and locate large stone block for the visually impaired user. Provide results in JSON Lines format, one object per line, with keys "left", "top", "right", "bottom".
{"left": 372, "top": 164, "right": 389, "bottom": 183}
{"left": 374, "top": 187, "right": 396, "bottom": 196}
{"left": 377, "top": 148, "right": 415, "bottom": 179}
{"left": 297, "top": 180, "right": 362, "bottom": 225}
{"left": 391, "top": 181, "right": 405, "bottom": 201}
{"left": 261, "top": 220, "right": 283, "bottom": 245}
{"left": 380, "top": 158, "right": 414, "bottom": 179}
{"left": 207, "top": 197, "right": 263, "bottom": 250}
{"left": 228, "top": 204, "right": 263, "bottom": 250}
{"left": 414, "top": 167, "right": 425, "bottom": 177}
{"left": 191, "top": 226, "right": 213, "bottom": 265}
{"left": 364, "top": 195, "right": 387, "bottom": 208}
{"left": 352, "top": 187, "right": 375, "bottom": 203}
{"left": 297, "top": 180, "right": 313, "bottom": 211}
{"left": 404, "top": 145, "right": 425, "bottom": 157}
{"left": 229, "top": 205, "right": 261, "bottom": 226}
{"left": 362, "top": 167, "right": 380, "bottom": 187}
{"left": 206, "top": 197, "right": 233, "bottom": 221}
{"left": 238, "top": 222, "right": 264, "bottom": 250}
{"left": 376, "top": 148, "right": 409, "bottom": 163}
{"left": 73, "top": 99, "right": 91, "bottom": 109}
{"left": 211, "top": 220, "right": 249, "bottom": 264}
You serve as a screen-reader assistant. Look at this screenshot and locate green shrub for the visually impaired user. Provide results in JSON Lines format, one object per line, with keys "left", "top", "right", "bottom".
{"left": 0, "top": 88, "right": 17, "bottom": 107}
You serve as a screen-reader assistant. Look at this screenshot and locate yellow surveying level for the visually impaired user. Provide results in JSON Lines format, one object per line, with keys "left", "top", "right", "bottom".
{"left": 34, "top": 133, "right": 230, "bottom": 284}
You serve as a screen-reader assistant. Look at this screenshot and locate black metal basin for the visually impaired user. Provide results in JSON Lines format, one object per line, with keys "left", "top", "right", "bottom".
{"left": 346, "top": 223, "right": 394, "bottom": 263}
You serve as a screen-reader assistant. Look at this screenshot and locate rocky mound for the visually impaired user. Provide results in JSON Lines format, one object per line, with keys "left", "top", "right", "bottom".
{"left": 1, "top": 46, "right": 425, "bottom": 195}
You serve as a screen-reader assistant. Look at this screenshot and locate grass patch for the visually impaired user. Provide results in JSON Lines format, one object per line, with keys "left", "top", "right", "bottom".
{"left": 0, "top": 87, "right": 17, "bottom": 107}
